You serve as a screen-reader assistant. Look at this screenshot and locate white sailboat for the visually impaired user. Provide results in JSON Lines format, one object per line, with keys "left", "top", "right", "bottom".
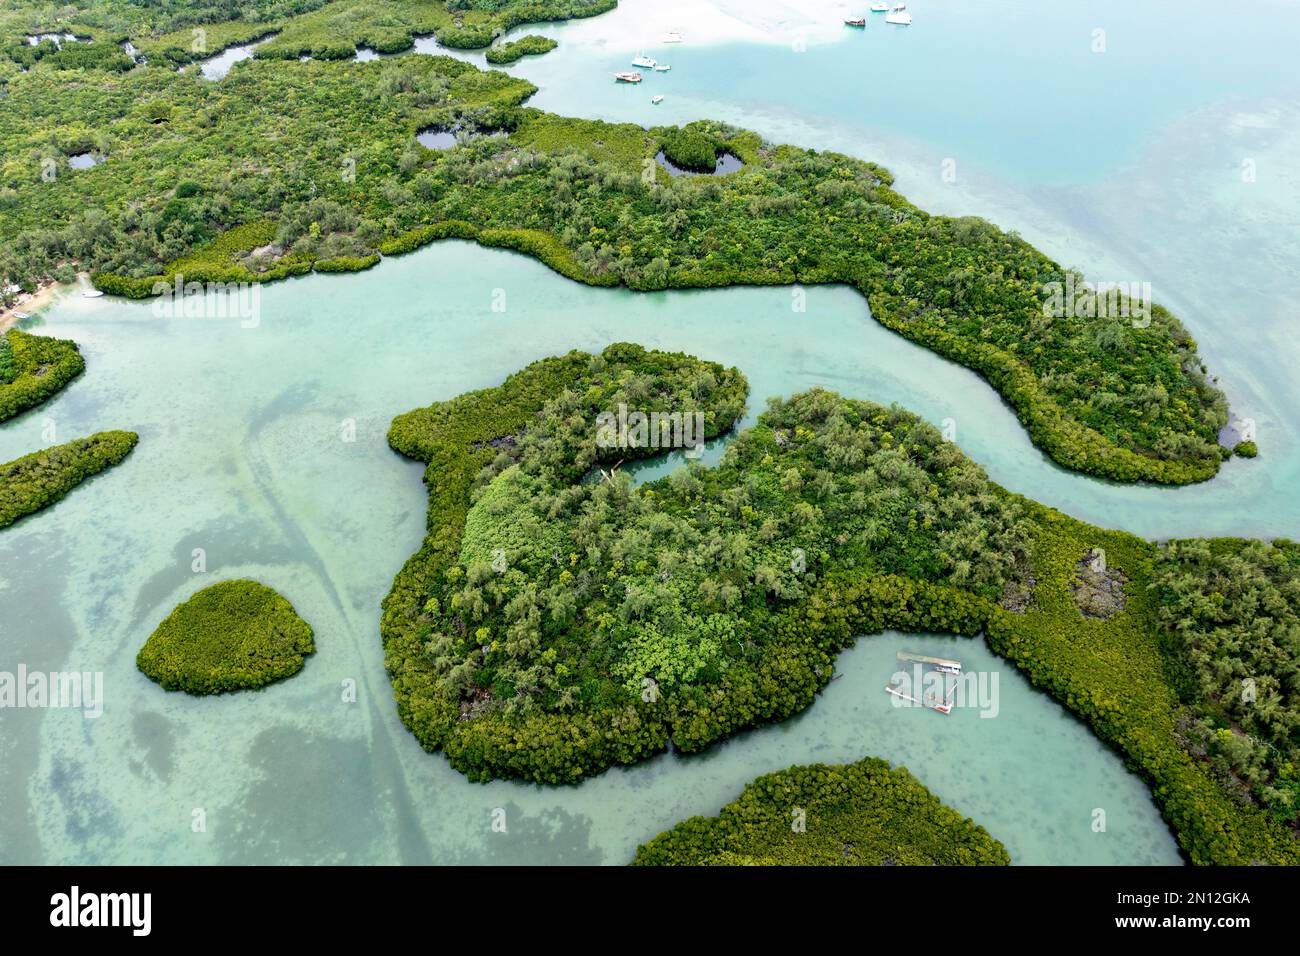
{"left": 885, "top": 4, "right": 912, "bottom": 24}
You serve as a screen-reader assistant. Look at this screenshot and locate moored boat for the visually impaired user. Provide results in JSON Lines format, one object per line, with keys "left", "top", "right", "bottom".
{"left": 845, "top": 17, "right": 867, "bottom": 27}
{"left": 613, "top": 71, "right": 643, "bottom": 83}
{"left": 651, "top": 94, "right": 664, "bottom": 104}
{"left": 897, "top": 651, "right": 963, "bottom": 674}
{"left": 653, "top": 63, "right": 670, "bottom": 71}
{"left": 885, "top": 682, "right": 953, "bottom": 715}
{"left": 885, "top": 4, "right": 912, "bottom": 24}
{"left": 631, "top": 52, "right": 656, "bottom": 68}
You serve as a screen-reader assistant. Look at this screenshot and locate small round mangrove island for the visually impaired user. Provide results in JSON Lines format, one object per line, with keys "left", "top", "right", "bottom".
{"left": 0, "top": 329, "right": 85, "bottom": 424}
{"left": 632, "top": 757, "right": 1011, "bottom": 866}
{"left": 137, "top": 580, "right": 315, "bottom": 694}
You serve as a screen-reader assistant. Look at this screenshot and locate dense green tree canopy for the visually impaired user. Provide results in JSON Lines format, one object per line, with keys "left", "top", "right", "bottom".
{"left": 0, "top": 429, "right": 137, "bottom": 528}
{"left": 0, "top": 52, "right": 1229, "bottom": 481}
{"left": 0, "top": 0, "right": 609, "bottom": 67}
{"left": 0, "top": 329, "right": 84, "bottom": 423}
{"left": 416, "top": 358, "right": 1029, "bottom": 718}
{"left": 1152, "top": 538, "right": 1300, "bottom": 828}
{"left": 380, "top": 344, "right": 1296, "bottom": 864}
{"left": 0, "top": 1, "right": 1283, "bottom": 872}
{"left": 137, "top": 579, "right": 315, "bottom": 694}
{"left": 633, "top": 756, "right": 1011, "bottom": 866}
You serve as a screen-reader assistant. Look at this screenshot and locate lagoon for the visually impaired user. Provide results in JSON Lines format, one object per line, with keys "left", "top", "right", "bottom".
{"left": 496, "top": 0, "right": 1300, "bottom": 543}
{"left": 0, "top": 245, "right": 1179, "bottom": 864}
{"left": 6, "top": 0, "right": 1300, "bottom": 865}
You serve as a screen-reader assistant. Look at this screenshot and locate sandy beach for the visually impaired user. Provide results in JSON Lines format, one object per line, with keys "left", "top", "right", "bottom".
{"left": 0, "top": 281, "right": 62, "bottom": 332}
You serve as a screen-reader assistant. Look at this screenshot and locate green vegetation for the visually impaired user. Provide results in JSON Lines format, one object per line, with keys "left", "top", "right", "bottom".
{"left": 0, "top": 53, "right": 1228, "bottom": 482}
{"left": 91, "top": 220, "right": 317, "bottom": 298}
{"left": 632, "top": 757, "right": 1011, "bottom": 865}
{"left": 1151, "top": 539, "right": 1300, "bottom": 829}
{"left": 0, "top": 332, "right": 14, "bottom": 384}
{"left": 486, "top": 35, "right": 557, "bottom": 65}
{"left": 1, "top": 1, "right": 608, "bottom": 70}
{"left": 974, "top": 509, "right": 1298, "bottom": 864}
{"left": 8, "top": 0, "right": 1282, "bottom": 871}
{"left": 658, "top": 127, "right": 722, "bottom": 172}
{"left": 413, "top": 358, "right": 1024, "bottom": 716}
{"left": 0, "top": 430, "right": 137, "bottom": 529}
{"left": 1, "top": 56, "right": 532, "bottom": 290}
{"left": 137, "top": 579, "right": 315, "bottom": 694}
{"left": 0, "top": 329, "right": 85, "bottom": 423}
{"left": 6, "top": 38, "right": 135, "bottom": 73}
{"left": 0, "top": 1, "right": 320, "bottom": 46}
{"left": 235, "top": 0, "right": 606, "bottom": 62}
{"left": 382, "top": 345, "right": 1298, "bottom": 864}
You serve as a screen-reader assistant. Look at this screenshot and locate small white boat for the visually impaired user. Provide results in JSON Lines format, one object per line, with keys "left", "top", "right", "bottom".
{"left": 885, "top": 682, "right": 952, "bottom": 715}
{"left": 885, "top": 4, "right": 912, "bottom": 24}
{"left": 11, "top": 310, "right": 30, "bottom": 320}
{"left": 871, "top": 3, "right": 889, "bottom": 11}
{"left": 651, "top": 94, "right": 664, "bottom": 104}
{"left": 897, "top": 651, "right": 963, "bottom": 673}
{"left": 654, "top": 63, "right": 670, "bottom": 72}
{"left": 631, "top": 52, "right": 656, "bottom": 68}
{"left": 613, "top": 70, "right": 643, "bottom": 83}
{"left": 662, "top": 32, "right": 683, "bottom": 43}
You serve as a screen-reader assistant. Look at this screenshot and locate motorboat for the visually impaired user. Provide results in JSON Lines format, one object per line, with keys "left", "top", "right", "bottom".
{"left": 885, "top": 4, "right": 912, "bottom": 24}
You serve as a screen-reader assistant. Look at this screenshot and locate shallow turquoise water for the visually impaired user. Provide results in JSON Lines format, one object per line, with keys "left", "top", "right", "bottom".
{"left": 513, "top": 0, "right": 1300, "bottom": 186}
{"left": 7, "top": 0, "right": 1300, "bottom": 865}
{"left": 504, "top": 0, "right": 1300, "bottom": 542}
{"left": 0, "top": 252, "right": 1178, "bottom": 863}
